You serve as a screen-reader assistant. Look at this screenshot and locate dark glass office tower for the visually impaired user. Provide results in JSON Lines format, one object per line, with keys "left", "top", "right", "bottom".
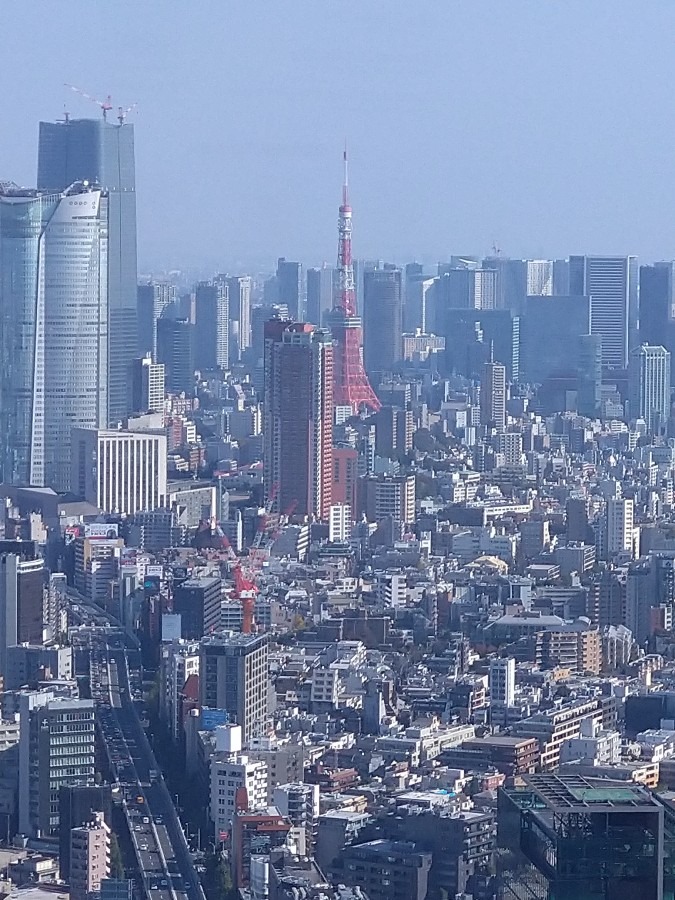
{"left": 363, "top": 267, "right": 402, "bottom": 383}
{"left": 37, "top": 117, "right": 138, "bottom": 424}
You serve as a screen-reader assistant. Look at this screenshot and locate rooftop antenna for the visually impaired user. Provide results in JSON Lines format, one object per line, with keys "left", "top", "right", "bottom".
{"left": 64, "top": 84, "right": 113, "bottom": 121}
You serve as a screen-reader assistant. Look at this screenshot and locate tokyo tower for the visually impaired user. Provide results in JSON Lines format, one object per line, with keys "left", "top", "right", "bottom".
{"left": 326, "top": 150, "right": 381, "bottom": 414}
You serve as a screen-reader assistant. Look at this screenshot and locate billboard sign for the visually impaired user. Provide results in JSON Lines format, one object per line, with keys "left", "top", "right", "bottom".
{"left": 201, "top": 709, "right": 229, "bottom": 731}
{"left": 85, "top": 523, "right": 119, "bottom": 540}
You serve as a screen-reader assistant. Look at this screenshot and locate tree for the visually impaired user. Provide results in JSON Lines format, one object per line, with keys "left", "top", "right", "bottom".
{"left": 109, "top": 833, "right": 125, "bottom": 879}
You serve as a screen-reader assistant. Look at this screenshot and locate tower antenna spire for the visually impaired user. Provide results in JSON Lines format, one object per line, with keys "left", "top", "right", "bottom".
{"left": 343, "top": 143, "right": 349, "bottom": 206}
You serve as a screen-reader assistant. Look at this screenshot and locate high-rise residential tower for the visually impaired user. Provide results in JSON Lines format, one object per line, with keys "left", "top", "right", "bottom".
{"left": 222, "top": 275, "right": 252, "bottom": 360}
{"left": 263, "top": 321, "right": 333, "bottom": 520}
{"left": 195, "top": 280, "right": 229, "bottom": 372}
{"left": 0, "top": 183, "right": 108, "bottom": 489}
{"left": 363, "top": 267, "right": 403, "bottom": 384}
{"left": 480, "top": 356, "right": 507, "bottom": 430}
{"left": 38, "top": 116, "right": 137, "bottom": 424}
{"left": 569, "top": 255, "right": 638, "bottom": 369}
{"left": 629, "top": 344, "right": 671, "bottom": 433}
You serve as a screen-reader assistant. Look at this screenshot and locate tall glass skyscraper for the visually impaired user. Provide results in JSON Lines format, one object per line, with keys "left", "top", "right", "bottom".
{"left": 0, "top": 183, "right": 108, "bottom": 488}
{"left": 37, "top": 117, "right": 137, "bottom": 424}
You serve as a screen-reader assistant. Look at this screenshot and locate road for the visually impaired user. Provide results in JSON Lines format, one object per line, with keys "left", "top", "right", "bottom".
{"left": 90, "top": 637, "right": 205, "bottom": 900}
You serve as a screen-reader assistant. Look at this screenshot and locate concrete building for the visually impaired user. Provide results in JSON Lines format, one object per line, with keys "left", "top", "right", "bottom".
{"left": 329, "top": 504, "right": 350, "bottom": 543}
{"left": 69, "top": 811, "right": 110, "bottom": 900}
{"left": 361, "top": 474, "right": 416, "bottom": 526}
{"left": 173, "top": 577, "right": 221, "bottom": 639}
{"left": 332, "top": 840, "right": 432, "bottom": 900}
{"left": 5, "top": 645, "right": 72, "bottom": 692}
{"left": 59, "top": 784, "right": 112, "bottom": 881}
{"left": 210, "top": 753, "right": 267, "bottom": 842}
{"left": 19, "top": 693, "right": 95, "bottom": 836}
{"left": 158, "top": 640, "right": 200, "bottom": 741}
{"left": 200, "top": 633, "right": 270, "bottom": 742}
{"left": 489, "top": 657, "right": 515, "bottom": 707}
{"left": 273, "top": 783, "right": 320, "bottom": 857}
{"left": 71, "top": 427, "right": 167, "bottom": 515}
{"left": 74, "top": 533, "right": 124, "bottom": 605}
{"left": 0, "top": 554, "right": 45, "bottom": 680}
{"left": 130, "top": 355, "right": 165, "bottom": 414}
{"left": 263, "top": 322, "right": 333, "bottom": 520}
{"left": 607, "top": 497, "right": 635, "bottom": 558}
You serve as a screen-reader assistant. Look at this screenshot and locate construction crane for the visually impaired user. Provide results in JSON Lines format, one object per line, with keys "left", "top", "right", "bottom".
{"left": 64, "top": 84, "right": 113, "bottom": 121}
{"left": 231, "top": 565, "right": 258, "bottom": 635}
{"left": 117, "top": 103, "right": 137, "bottom": 125}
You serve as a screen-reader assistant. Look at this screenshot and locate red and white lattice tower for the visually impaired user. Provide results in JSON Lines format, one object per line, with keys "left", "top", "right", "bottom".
{"left": 327, "top": 150, "right": 381, "bottom": 413}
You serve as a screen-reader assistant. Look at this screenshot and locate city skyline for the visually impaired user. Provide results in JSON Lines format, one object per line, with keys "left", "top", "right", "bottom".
{"left": 4, "top": 1, "right": 675, "bottom": 270}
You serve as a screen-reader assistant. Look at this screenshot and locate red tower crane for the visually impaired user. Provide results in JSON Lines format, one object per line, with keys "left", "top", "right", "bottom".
{"left": 65, "top": 84, "right": 113, "bottom": 121}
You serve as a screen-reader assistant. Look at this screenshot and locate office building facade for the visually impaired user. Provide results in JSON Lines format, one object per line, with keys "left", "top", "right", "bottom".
{"left": 200, "top": 633, "right": 270, "bottom": 742}
{"left": 306, "top": 265, "right": 335, "bottom": 327}
{"left": 19, "top": 693, "right": 96, "bottom": 837}
{"left": 629, "top": 344, "right": 671, "bottom": 433}
{"left": 276, "top": 258, "right": 303, "bottom": 320}
{"left": 569, "top": 255, "right": 637, "bottom": 369}
{"left": 173, "top": 576, "right": 222, "bottom": 639}
{"left": 0, "top": 183, "right": 108, "bottom": 489}
{"left": 0, "top": 553, "right": 45, "bottom": 680}
{"left": 38, "top": 117, "right": 137, "bottom": 424}
{"left": 263, "top": 321, "right": 333, "bottom": 520}
{"left": 71, "top": 427, "right": 168, "bottom": 516}
{"left": 363, "top": 268, "right": 402, "bottom": 382}
{"left": 137, "top": 281, "right": 177, "bottom": 358}
{"left": 156, "top": 318, "right": 194, "bottom": 394}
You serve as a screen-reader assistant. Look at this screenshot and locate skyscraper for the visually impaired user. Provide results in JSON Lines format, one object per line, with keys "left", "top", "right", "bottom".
{"left": 639, "top": 263, "right": 675, "bottom": 381}
{"left": 156, "top": 318, "right": 195, "bottom": 394}
{"left": 38, "top": 117, "right": 138, "bottom": 424}
{"left": 521, "top": 295, "right": 591, "bottom": 383}
{"left": 569, "top": 255, "right": 637, "bottom": 369}
{"left": 306, "top": 265, "right": 335, "bottom": 327}
{"left": 526, "top": 259, "right": 554, "bottom": 296}
{"left": 629, "top": 344, "right": 671, "bottom": 433}
{"left": 577, "top": 333, "right": 603, "bottom": 417}
{"left": 195, "top": 280, "right": 229, "bottom": 372}
{"left": 363, "top": 268, "right": 403, "bottom": 383}
{"left": 0, "top": 183, "right": 108, "bottom": 489}
{"left": 137, "top": 281, "right": 177, "bottom": 358}
{"left": 480, "top": 356, "right": 507, "bottom": 429}
{"left": 263, "top": 321, "right": 333, "bottom": 520}
{"left": 276, "top": 258, "right": 303, "bottom": 320}
{"left": 223, "top": 275, "right": 252, "bottom": 361}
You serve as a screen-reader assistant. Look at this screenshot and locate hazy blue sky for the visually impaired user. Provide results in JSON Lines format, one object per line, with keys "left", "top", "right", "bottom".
{"left": 2, "top": 1, "right": 675, "bottom": 272}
